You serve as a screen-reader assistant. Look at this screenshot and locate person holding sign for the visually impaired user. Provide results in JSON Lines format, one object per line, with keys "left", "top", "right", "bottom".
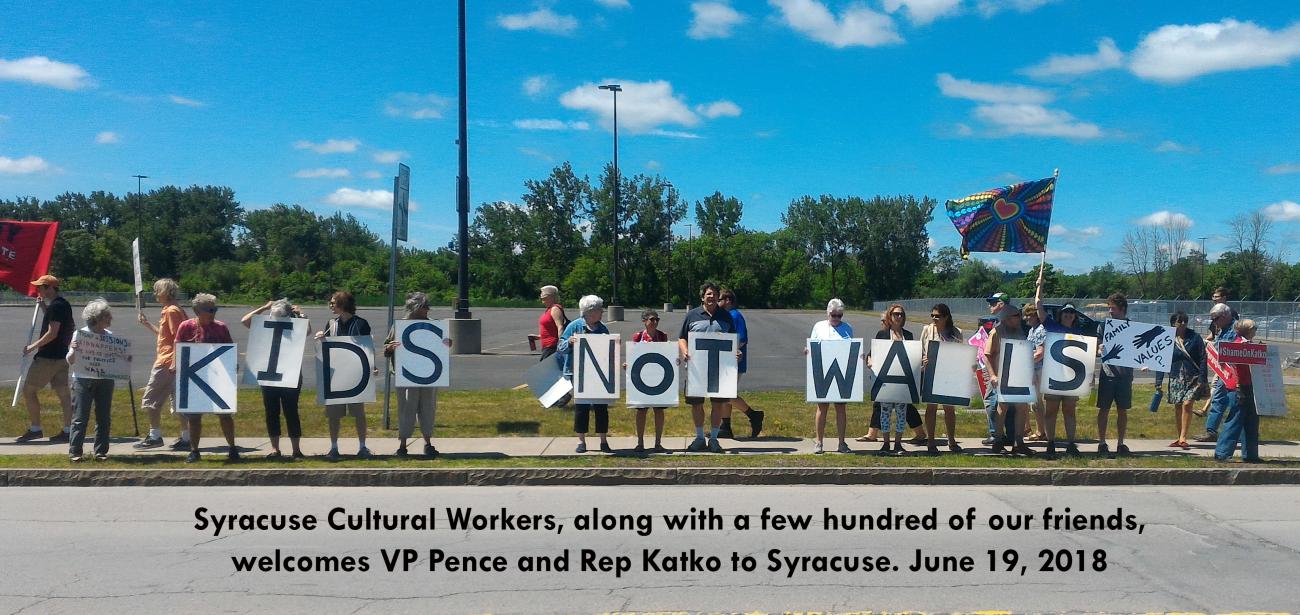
{"left": 316, "top": 291, "right": 375, "bottom": 460}
{"left": 920, "top": 303, "right": 964, "bottom": 455}
{"left": 65, "top": 299, "right": 119, "bottom": 462}
{"left": 557, "top": 295, "right": 612, "bottom": 454}
{"left": 135, "top": 278, "right": 189, "bottom": 450}
{"left": 678, "top": 281, "right": 740, "bottom": 454}
{"left": 1153, "top": 312, "right": 1206, "bottom": 450}
{"left": 869, "top": 304, "right": 926, "bottom": 456}
{"left": 537, "top": 285, "right": 569, "bottom": 363}
{"left": 1215, "top": 319, "right": 1262, "bottom": 463}
{"left": 17, "top": 275, "right": 75, "bottom": 444}
{"left": 1035, "top": 298, "right": 1086, "bottom": 458}
{"left": 719, "top": 289, "right": 763, "bottom": 440}
{"left": 176, "top": 294, "right": 238, "bottom": 463}
{"left": 1096, "top": 293, "right": 1133, "bottom": 458}
{"left": 984, "top": 304, "right": 1032, "bottom": 456}
{"left": 241, "top": 299, "right": 309, "bottom": 459}
{"left": 807, "top": 299, "right": 856, "bottom": 454}
{"left": 1195, "top": 303, "right": 1239, "bottom": 443}
{"left": 384, "top": 292, "right": 452, "bottom": 458}
{"left": 629, "top": 308, "right": 669, "bottom": 453}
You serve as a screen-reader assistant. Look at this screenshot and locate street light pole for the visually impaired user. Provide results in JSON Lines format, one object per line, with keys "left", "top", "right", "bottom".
{"left": 133, "top": 174, "right": 148, "bottom": 241}
{"left": 448, "top": 0, "right": 481, "bottom": 353}
{"left": 1199, "top": 236, "right": 1207, "bottom": 289}
{"left": 686, "top": 223, "right": 694, "bottom": 311}
{"left": 598, "top": 83, "right": 623, "bottom": 321}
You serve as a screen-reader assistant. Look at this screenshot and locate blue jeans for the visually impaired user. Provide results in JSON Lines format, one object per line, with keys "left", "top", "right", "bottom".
{"left": 1215, "top": 386, "right": 1257, "bottom": 460}
{"left": 983, "top": 386, "right": 999, "bottom": 436}
{"left": 1204, "top": 380, "right": 1230, "bottom": 434}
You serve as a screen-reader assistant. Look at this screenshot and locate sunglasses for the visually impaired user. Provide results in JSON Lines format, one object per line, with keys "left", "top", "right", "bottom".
{"left": 890, "top": 312, "right": 905, "bottom": 318}
{"left": 829, "top": 313, "right": 844, "bottom": 318}
{"left": 930, "top": 313, "right": 943, "bottom": 319}
{"left": 199, "top": 307, "right": 218, "bottom": 314}
{"left": 645, "top": 317, "right": 660, "bottom": 322}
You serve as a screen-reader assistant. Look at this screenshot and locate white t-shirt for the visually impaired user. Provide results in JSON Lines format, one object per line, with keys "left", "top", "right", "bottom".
{"left": 810, "top": 320, "right": 853, "bottom": 340}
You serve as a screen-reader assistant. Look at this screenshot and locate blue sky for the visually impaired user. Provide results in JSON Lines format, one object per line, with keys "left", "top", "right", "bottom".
{"left": 2, "top": 0, "right": 1298, "bottom": 274}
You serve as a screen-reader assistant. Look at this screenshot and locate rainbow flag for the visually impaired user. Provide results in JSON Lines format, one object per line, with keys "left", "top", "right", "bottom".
{"left": 945, "top": 176, "right": 1055, "bottom": 257}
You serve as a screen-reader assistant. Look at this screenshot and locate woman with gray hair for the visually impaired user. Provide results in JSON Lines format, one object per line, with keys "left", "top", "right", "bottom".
{"left": 176, "top": 293, "right": 238, "bottom": 463}
{"left": 537, "top": 285, "right": 569, "bottom": 362}
{"left": 134, "top": 277, "right": 188, "bottom": 450}
{"left": 242, "top": 299, "right": 310, "bottom": 459}
{"left": 805, "top": 298, "right": 855, "bottom": 454}
{"left": 65, "top": 299, "right": 117, "bottom": 462}
{"left": 557, "top": 294, "right": 612, "bottom": 453}
{"left": 384, "top": 291, "right": 452, "bottom": 458}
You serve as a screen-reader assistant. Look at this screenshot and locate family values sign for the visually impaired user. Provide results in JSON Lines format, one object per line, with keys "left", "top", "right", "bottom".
{"left": 1101, "top": 319, "right": 1174, "bottom": 372}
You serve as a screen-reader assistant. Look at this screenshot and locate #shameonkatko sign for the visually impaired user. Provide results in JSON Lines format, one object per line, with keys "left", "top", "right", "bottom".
{"left": 1217, "top": 342, "right": 1268, "bottom": 366}
{"left": 69, "top": 329, "right": 132, "bottom": 380}
{"left": 1101, "top": 319, "right": 1174, "bottom": 372}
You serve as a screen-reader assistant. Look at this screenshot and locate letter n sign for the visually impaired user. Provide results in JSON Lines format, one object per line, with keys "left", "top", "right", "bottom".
{"left": 574, "top": 334, "right": 620, "bottom": 400}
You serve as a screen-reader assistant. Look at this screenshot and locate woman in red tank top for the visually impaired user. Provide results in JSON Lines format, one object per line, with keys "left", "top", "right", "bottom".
{"left": 537, "top": 285, "right": 568, "bottom": 361}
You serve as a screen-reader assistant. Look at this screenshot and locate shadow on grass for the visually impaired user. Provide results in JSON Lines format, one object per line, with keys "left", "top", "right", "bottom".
{"left": 496, "top": 421, "right": 541, "bottom": 435}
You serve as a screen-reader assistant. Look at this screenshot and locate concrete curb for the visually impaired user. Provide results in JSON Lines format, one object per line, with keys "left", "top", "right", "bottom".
{"left": 4, "top": 467, "right": 1300, "bottom": 487}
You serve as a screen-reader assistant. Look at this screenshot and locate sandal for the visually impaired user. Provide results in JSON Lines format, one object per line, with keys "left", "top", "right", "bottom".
{"left": 855, "top": 434, "right": 878, "bottom": 442}
{"left": 1167, "top": 440, "right": 1182, "bottom": 448}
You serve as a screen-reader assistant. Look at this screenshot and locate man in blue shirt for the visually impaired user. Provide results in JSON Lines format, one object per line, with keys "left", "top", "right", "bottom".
{"left": 1194, "top": 302, "right": 1239, "bottom": 442}
{"left": 718, "top": 289, "right": 763, "bottom": 439}
{"left": 678, "top": 281, "right": 737, "bottom": 453}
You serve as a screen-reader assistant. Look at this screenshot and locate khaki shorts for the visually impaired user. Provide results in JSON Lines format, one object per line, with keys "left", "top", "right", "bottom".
{"left": 23, "top": 357, "right": 69, "bottom": 392}
{"left": 141, "top": 364, "right": 176, "bottom": 413}
{"left": 325, "top": 403, "right": 367, "bottom": 419}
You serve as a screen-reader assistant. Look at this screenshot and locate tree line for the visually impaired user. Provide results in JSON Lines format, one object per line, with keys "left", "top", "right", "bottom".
{"left": 3, "top": 162, "right": 1295, "bottom": 307}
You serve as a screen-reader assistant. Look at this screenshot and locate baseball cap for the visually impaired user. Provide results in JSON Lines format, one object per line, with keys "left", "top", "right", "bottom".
{"left": 30, "top": 275, "right": 59, "bottom": 288}
{"left": 1060, "top": 303, "right": 1079, "bottom": 314}
{"left": 986, "top": 292, "right": 1009, "bottom": 305}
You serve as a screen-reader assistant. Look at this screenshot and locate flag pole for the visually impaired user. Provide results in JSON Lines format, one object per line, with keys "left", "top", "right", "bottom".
{"left": 11, "top": 299, "right": 40, "bottom": 407}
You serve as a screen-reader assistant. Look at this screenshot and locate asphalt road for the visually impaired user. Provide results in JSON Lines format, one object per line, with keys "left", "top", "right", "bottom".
{"left": 2, "top": 485, "right": 1298, "bottom": 613}
{"left": 4, "top": 304, "right": 1298, "bottom": 391}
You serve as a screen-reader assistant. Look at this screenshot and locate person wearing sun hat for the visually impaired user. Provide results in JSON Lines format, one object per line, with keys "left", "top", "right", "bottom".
{"left": 16, "top": 275, "right": 75, "bottom": 444}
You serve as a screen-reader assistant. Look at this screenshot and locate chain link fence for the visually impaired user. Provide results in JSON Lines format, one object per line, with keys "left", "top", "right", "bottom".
{"left": 0, "top": 290, "right": 191, "bottom": 307}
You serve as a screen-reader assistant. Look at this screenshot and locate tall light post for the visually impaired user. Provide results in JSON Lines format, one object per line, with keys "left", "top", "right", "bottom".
{"left": 1199, "top": 236, "right": 1207, "bottom": 290}
{"left": 686, "top": 222, "right": 694, "bottom": 311}
{"left": 132, "top": 174, "right": 148, "bottom": 241}
{"left": 448, "top": 0, "right": 481, "bottom": 353}
{"left": 598, "top": 83, "right": 624, "bottom": 321}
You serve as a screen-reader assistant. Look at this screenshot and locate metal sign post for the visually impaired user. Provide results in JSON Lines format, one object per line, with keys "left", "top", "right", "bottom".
{"left": 383, "top": 163, "right": 410, "bottom": 430}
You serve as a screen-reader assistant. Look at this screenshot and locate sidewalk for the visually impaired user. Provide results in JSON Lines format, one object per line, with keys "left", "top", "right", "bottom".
{"left": 1, "top": 435, "right": 1295, "bottom": 459}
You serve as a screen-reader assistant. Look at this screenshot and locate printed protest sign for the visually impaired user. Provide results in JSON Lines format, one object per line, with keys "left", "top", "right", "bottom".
{"left": 573, "top": 334, "right": 620, "bottom": 400}
{"left": 920, "top": 341, "right": 977, "bottom": 406}
{"left": 394, "top": 319, "right": 450, "bottom": 388}
{"left": 1218, "top": 342, "right": 1267, "bottom": 366}
{"left": 1255, "top": 345, "right": 1288, "bottom": 417}
{"left": 806, "top": 338, "right": 864, "bottom": 403}
{"left": 996, "top": 338, "right": 1038, "bottom": 403}
{"left": 1206, "top": 341, "right": 1238, "bottom": 390}
{"left": 1101, "top": 319, "right": 1174, "bottom": 372}
{"left": 625, "top": 341, "right": 679, "bottom": 407}
{"left": 869, "top": 339, "right": 922, "bottom": 404}
{"left": 1040, "top": 333, "right": 1097, "bottom": 398}
{"left": 69, "top": 329, "right": 132, "bottom": 380}
{"left": 315, "top": 336, "right": 375, "bottom": 405}
{"left": 243, "top": 316, "right": 307, "bottom": 388}
{"left": 524, "top": 357, "right": 572, "bottom": 408}
{"left": 132, "top": 238, "right": 143, "bottom": 295}
{"left": 175, "top": 343, "right": 237, "bottom": 413}
{"left": 686, "top": 332, "right": 738, "bottom": 398}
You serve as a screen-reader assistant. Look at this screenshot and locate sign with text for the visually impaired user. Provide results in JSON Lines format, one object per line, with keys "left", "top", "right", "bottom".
{"left": 1206, "top": 341, "right": 1238, "bottom": 390}
{"left": 132, "top": 238, "right": 143, "bottom": 294}
{"left": 920, "top": 341, "right": 977, "bottom": 406}
{"left": 996, "top": 338, "right": 1038, "bottom": 403}
{"left": 625, "top": 341, "right": 679, "bottom": 407}
{"left": 1101, "top": 319, "right": 1174, "bottom": 372}
{"left": 869, "top": 339, "right": 922, "bottom": 404}
{"left": 394, "top": 319, "right": 450, "bottom": 388}
{"left": 806, "top": 338, "right": 864, "bottom": 403}
{"left": 1218, "top": 342, "right": 1268, "bottom": 366}
{"left": 175, "top": 343, "right": 237, "bottom": 414}
{"left": 1040, "top": 333, "right": 1098, "bottom": 398}
{"left": 686, "top": 332, "right": 738, "bottom": 398}
{"left": 69, "top": 329, "right": 132, "bottom": 381}
{"left": 524, "top": 357, "right": 572, "bottom": 408}
{"left": 243, "top": 316, "right": 307, "bottom": 388}
{"left": 315, "top": 336, "right": 376, "bottom": 405}
{"left": 573, "top": 334, "right": 621, "bottom": 401}
{"left": 1255, "top": 345, "right": 1288, "bottom": 417}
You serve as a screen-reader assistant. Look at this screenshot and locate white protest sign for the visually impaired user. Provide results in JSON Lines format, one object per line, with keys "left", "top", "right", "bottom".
{"left": 70, "top": 329, "right": 132, "bottom": 380}
{"left": 1040, "top": 332, "right": 1097, "bottom": 398}
{"left": 869, "top": 339, "right": 922, "bottom": 404}
{"left": 524, "top": 357, "right": 572, "bottom": 408}
{"left": 315, "top": 336, "right": 375, "bottom": 405}
{"left": 243, "top": 316, "right": 307, "bottom": 388}
{"left": 806, "top": 338, "right": 864, "bottom": 403}
{"left": 1101, "top": 319, "right": 1174, "bottom": 372}
{"left": 996, "top": 338, "right": 1038, "bottom": 403}
{"left": 394, "top": 319, "right": 450, "bottom": 388}
{"left": 175, "top": 343, "right": 237, "bottom": 414}
{"left": 1255, "top": 344, "right": 1288, "bottom": 417}
{"left": 573, "top": 334, "right": 620, "bottom": 401}
{"left": 686, "top": 332, "right": 738, "bottom": 398}
{"left": 625, "top": 341, "right": 679, "bottom": 407}
{"left": 132, "top": 238, "right": 143, "bottom": 294}
{"left": 920, "top": 341, "right": 977, "bottom": 406}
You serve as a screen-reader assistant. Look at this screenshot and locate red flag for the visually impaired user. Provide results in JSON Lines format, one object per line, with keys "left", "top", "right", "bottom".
{"left": 0, "top": 220, "right": 59, "bottom": 297}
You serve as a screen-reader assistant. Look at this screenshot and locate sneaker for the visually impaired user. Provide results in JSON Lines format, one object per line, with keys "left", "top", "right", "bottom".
{"left": 356, "top": 447, "right": 372, "bottom": 459}
{"left": 227, "top": 449, "right": 241, "bottom": 462}
{"left": 717, "top": 420, "right": 734, "bottom": 440}
{"left": 745, "top": 408, "right": 765, "bottom": 439}
{"left": 170, "top": 438, "right": 190, "bottom": 451}
{"left": 424, "top": 444, "right": 438, "bottom": 458}
{"left": 907, "top": 435, "right": 928, "bottom": 446}
{"left": 1011, "top": 444, "right": 1036, "bottom": 457}
{"left": 1065, "top": 442, "right": 1082, "bottom": 457}
{"left": 652, "top": 444, "right": 667, "bottom": 454}
{"left": 292, "top": 450, "right": 305, "bottom": 459}
{"left": 991, "top": 441, "right": 1007, "bottom": 455}
{"left": 813, "top": 441, "right": 824, "bottom": 454}
{"left": 948, "top": 442, "right": 964, "bottom": 453}
{"left": 634, "top": 444, "right": 645, "bottom": 454}
{"left": 708, "top": 437, "right": 724, "bottom": 453}
{"left": 325, "top": 448, "right": 340, "bottom": 461}
{"left": 926, "top": 445, "right": 940, "bottom": 456}
{"left": 1096, "top": 442, "right": 1112, "bottom": 459}
{"left": 575, "top": 442, "right": 587, "bottom": 453}
{"left": 980, "top": 436, "right": 997, "bottom": 446}
{"left": 69, "top": 453, "right": 83, "bottom": 463}
{"left": 1192, "top": 431, "right": 1217, "bottom": 443}
{"left": 838, "top": 442, "right": 852, "bottom": 454}
{"left": 133, "top": 436, "right": 163, "bottom": 450}
{"left": 599, "top": 442, "right": 613, "bottom": 454}
{"left": 686, "top": 436, "right": 708, "bottom": 452}
{"left": 185, "top": 451, "right": 200, "bottom": 463}
{"left": 48, "top": 430, "right": 70, "bottom": 443}
{"left": 876, "top": 444, "right": 892, "bottom": 457}
{"left": 1044, "top": 442, "right": 1058, "bottom": 460}
{"left": 15, "top": 429, "right": 43, "bottom": 443}
{"left": 94, "top": 453, "right": 108, "bottom": 462}
{"left": 893, "top": 445, "right": 907, "bottom": 457}
{"left": 395, "top": 446, "right": 408, "bottom": 458}
{"left": 1116, "top": 444, "right": 1132, "bottom": 457}
{"left": 266, "top": 451, "right": 283, "bottom": 460}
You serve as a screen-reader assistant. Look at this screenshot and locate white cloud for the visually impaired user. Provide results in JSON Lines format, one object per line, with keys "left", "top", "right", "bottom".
{"left": 522, "top": 75, "right": 551, "bottom": 98}
{"left": 689, "top": 1, "right": 747, "bottom": 39}
{"left": 1154, "top": 140, "right": 1198, "bottom": 153}
{"left": 695, "top": 100, "right": 742, "bottom": 118}
{"left": 972, "top": 103, "right": 1101, "bottom": 139}
{"left": 294, "top": 139, "right": 361, "bottom": 154}
{"left": 1262, "top": 200, "right": 1300, "bottom": 222}
{"left": 975, "top": 0, "right": 1055, "bottom": 17}
{"left": 0, "top": 56, "right": 92, "bottom": 90}
{"left": 650, "top": 129, "right": 703, "bottom": 139}
{"left": 1266, "top": 163, "right": 1300, "bottom": 175}
{"left": 1050, "top": 224, "right": 1103, "bottom": 241}
{"left": 646, "top": 160, "right": 662, "bottom": 170}
{"left": 517, "top": 147, "right": 555, "bottom": 163}
{"left": 0, "top": 155, "right": 51, "bottom": 174}
{"left": 769, "top": 0, "right": 902, "bottom": 49}
{"left": 1136, "top": 210, "right": 1194, "bottom": 227}
{"left": 372, "top": 150, "right": 407, "bottom": 164}
{"left": 324, "top": 188, "right": 394, "bottom": 211}
{"left": 168, "top": 94, "right": 206, "bottom": 107}
{"left": 384, "top": 92, "right": 450, "bottom": 119}
{"left": 1021, "top": 38, "right": 1124, "bottom": 79}
{"left": 594, "top": 0, "right": 630, "bottom": 8}
{"left": 94, "top": 131, "right": 120, "bottom": 144}
{"left": 936, "top": 73, "right": 1053, "bottom": 104}
{"left": 560, "top": 79, "right": 701, "bottom": 133}
{"left": 497, "top": 8, "right": 579, "bottom": 35}
{"left": 363, "top": 170, "right": 383, "bottom": 179}
{"left": 1129, "top": 19, "right": 1300, "bottom": 83}
{"left": 881, "top": 0, "right": 961, "bottom": 26}
{"left": 513, "top": 118, "right": 591, "bottom": 131}
{"left": 294, "top": 168, "right": 350, "bottom": 179}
